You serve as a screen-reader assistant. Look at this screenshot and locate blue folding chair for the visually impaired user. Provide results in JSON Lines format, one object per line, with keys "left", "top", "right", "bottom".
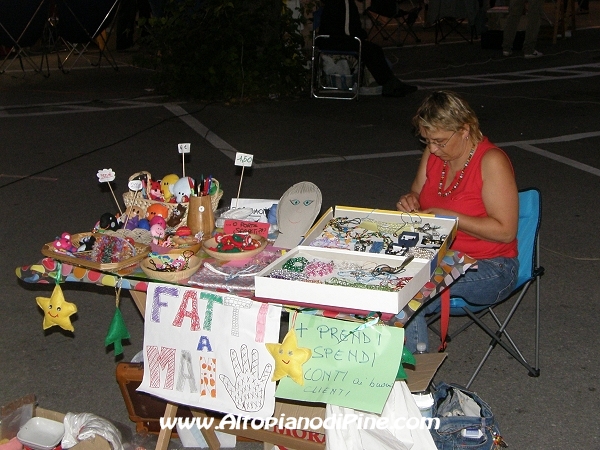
{"left": 428, "top": 187, "right": 544, "bottom": 388}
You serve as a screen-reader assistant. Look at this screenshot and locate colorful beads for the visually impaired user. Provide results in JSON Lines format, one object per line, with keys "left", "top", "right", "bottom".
{"left": 282, "top": 257, "right": 309, "bottom": 272}
{"left": 210, "top": 233, "right": 262, "bottom": 253}
{"left": 304, "top": 260, "right": 334, "bottom": 278}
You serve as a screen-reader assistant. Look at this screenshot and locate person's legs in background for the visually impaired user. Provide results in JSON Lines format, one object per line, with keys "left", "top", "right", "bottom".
{"left": 116, "top": 0, "right": 137, "bottom": 51}
{"left": 521, "top": 0, "right": 543, "bottom": 56}
{"left": 360, "top": 41, "right": 417, "bottom": 96}
{"left": 502, "top": 0, "right": 526, "bottom": 56}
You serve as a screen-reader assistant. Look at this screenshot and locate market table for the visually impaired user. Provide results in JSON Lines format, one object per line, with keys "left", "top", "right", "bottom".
{"left": 16, "top": 250, "right": 474, "bottom": 450}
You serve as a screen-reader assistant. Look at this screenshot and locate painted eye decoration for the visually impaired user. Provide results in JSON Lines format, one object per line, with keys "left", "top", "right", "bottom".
{"left": 303, "top": 200, "right": 314, "bottom": 206}
{"left": 290, "top": 199, "right": 300, "bottom": 205}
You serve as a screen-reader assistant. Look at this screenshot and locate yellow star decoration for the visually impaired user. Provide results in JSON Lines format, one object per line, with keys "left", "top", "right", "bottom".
{"left": 266, "top": 328, "right": 312, "bottom": 385}
{"left": 36, "top": 284, "right": 77, "bottom": 332}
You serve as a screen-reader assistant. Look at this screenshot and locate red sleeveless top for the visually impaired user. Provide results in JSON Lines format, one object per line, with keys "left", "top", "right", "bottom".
{"left": 419, "top": 137, "right": 518, "bottom": 260}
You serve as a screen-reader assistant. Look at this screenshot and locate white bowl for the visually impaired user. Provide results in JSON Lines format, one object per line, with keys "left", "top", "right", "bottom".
{"left": 17, "top": 417, "right": 64, "bottom": 450}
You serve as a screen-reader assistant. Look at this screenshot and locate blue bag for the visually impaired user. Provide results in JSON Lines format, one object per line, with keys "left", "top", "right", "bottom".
{"left": 430, "top": 382, "right": 507, "bottom": 449}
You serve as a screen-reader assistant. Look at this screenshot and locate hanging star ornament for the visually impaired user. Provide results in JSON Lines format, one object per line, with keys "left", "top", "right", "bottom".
{"left": 36, "top": 284, "right": 77, "bottom": 332}
{"left": 105, "top": 308, "right": 130, "bottom": 356}
{"left": 266, "top": 328, "right": 312, "bottom": 385}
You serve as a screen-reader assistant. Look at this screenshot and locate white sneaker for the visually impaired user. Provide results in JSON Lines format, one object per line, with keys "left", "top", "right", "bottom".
{"left": 524, "top": 50, "right": 543, "bottom": 59}
{"left": 502, "top": 50, "right": 513, "bottom": 57}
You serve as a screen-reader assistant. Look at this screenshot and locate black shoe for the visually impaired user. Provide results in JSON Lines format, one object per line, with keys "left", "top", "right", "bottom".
{"left": 382, "top": 78, "right": 418, "bottom": 97}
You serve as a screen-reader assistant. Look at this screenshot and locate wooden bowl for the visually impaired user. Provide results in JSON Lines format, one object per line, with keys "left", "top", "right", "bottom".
{"left": 202, "top": 234, "right": 267, "bottom": 261}
{"left": 150, "top": 241, "right": 202, "bottom": 255}
{"left": 140, "top": 254, "right": 202, "bottom": 282}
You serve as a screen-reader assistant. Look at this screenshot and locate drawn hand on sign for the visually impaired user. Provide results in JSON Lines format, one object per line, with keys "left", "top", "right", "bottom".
{"left": 219, "top": 344, "right": 272, "bottom": 412}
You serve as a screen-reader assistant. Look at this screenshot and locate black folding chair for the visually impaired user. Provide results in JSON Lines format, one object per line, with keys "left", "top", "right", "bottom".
{"left": 434, "top": 17, "right": 476, "bottom": 44}
{"left": 52, "top": 0, "right": 121, "bottom": 73}
{"left": 311, "top": 7, "right": 362, "bottom": 101}
{"left": 365, "top": 3, "right": 422, "bottom": 47}
{"left": 0, "top": 0, "right": 50, "bottom": 76}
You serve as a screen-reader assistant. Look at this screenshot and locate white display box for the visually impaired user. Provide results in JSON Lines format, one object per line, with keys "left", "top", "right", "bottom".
{"left": 255, "top": 206, "right": 458, "bottom": 314}
{"left": 255, "top": 246, "right": 430, "bottom": 314}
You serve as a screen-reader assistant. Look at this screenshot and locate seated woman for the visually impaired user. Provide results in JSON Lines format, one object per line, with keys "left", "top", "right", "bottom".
{"left": 396, "top": 90, "right": 519, "bottom": 353}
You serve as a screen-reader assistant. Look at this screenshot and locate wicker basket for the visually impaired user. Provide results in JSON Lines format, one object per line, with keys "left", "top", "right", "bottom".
{"left": 122, "top": 178, "right": 223, "bottom": 228}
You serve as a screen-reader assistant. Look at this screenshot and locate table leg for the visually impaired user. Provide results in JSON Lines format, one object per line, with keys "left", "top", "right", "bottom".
{"left": 130, "top": 290, "right": 147, "bottom": 316}
{"left": 155, "top": 403, "right": 178, "bottom": 450}
{"left": 191, "top": 410, "right": 221, "bottom": 449}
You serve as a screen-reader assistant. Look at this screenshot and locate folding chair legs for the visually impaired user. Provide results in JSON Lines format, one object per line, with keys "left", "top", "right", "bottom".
{"left": 427, "top": 281, "right": 541, "bottom": 389}
{"left": 460, "top": 299, "right": 540, "bottom": 389}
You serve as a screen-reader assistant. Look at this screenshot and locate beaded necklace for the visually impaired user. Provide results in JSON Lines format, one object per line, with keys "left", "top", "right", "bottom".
{"left": 438, "top": 146, "right": 476, "bottom": 197}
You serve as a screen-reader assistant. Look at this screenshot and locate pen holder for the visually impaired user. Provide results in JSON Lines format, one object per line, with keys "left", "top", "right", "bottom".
{"left": 187, "top": 195, "right": 215, "bottom": 239}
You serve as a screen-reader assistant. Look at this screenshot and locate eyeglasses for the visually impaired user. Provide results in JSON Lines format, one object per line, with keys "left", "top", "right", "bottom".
{"left": 419, "top": 130, "right": 457, "bottom": 149}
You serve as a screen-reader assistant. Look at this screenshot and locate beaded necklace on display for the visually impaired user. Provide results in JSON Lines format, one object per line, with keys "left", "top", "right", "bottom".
{"left": 438, "top": 146, "right": 476, "bottom": 197}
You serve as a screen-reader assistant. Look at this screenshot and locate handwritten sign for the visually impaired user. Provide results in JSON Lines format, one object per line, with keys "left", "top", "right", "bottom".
{"left": 223, "top": 219, "right": 269, "bottom": 239}
{"left": 235, "top": 152, "right": 254, "bottom": 167}
{"left": 97, "top": 168, "right": 116, "bottom": 183}
{"left": 128, "top": 180, "right": 143, "bottom": 191}
{"left": 274, "top": 314, "right": 403, "bottom": 414}
{"left": 138, "top": 283, "right": 282, "bottom": 419}
{"left": 229, "top": 199, "right": 278, "bottom": 223}
{"left": 178, "top": 143, "right": 191, "bottom": 154}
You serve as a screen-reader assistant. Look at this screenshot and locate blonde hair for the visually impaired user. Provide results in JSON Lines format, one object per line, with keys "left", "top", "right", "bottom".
{"left": 412, "top": 91, "right": 483, "bottom": 144}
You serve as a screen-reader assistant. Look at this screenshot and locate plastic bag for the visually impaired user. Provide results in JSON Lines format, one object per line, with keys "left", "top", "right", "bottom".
{"left": 62, "top": 413, "right": 123, "bottom": 450}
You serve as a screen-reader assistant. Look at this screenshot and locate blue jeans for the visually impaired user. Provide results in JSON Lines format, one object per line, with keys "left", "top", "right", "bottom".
{"left": 404, "top": 256, "right": 519, "bottom": 353}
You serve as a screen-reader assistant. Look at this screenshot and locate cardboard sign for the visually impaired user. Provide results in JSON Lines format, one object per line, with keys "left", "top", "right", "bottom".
{"left": 97, "top": 168, "right": 116, "bottom": 183}
{"left": 128, "top": 180, "right": 143, "bottom": 191}
{"left": 274, "top": 314, "right": 403, "bottom": 414}
{"left": 235, "top": 152, "right": 254, "bottom": 167}
{"left": 229, "top": 199, "right": 278, "bottom": 223}
{"left": 138, "top": 283, "right": 282, "bottom": 419}
{"left": 223, "top": 219, "right": 270, "bottom": 239}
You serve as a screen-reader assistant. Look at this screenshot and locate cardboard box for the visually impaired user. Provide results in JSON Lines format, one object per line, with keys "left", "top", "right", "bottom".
{"left": 0, "top": 401, "right": 110, "bottom": 450}
{"left": 255, "top": 206, "right": 458, "bottom": 314}
{"left": 33, "top": 409, "right": 111, "bottom": 450}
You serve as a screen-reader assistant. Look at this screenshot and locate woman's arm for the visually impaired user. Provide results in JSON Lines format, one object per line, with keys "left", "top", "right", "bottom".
{"left": 423, "top": 148, "right": 519, "bottom": 243}
{"left": 396, "top": 149, "right": 430, "bottom": 212}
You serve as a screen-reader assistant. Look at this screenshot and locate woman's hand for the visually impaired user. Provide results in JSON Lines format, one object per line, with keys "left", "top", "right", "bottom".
{"left": 396, "top": 193, "right": 421, "bottom": 212}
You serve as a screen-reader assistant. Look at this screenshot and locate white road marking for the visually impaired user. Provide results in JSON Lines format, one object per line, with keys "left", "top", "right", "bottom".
{"left": 163, "top": 104, "right": 237, "bottom": 158}
{"left": 166, "top": 103, "right": 600, "bottom": 175}
{"left": 407, "top": 63, "right": 600, "bottom": 89}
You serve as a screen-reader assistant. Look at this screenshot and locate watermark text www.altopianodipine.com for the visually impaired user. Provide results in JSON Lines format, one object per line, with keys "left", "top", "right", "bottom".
{"left": 160, "top": 413, "right": 440, "bottom": 431}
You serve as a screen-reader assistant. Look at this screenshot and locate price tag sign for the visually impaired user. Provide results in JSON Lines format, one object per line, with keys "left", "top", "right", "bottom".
{"left": 178, "top": 143, "right": 191, "bottom": 154}
{"left": 223, "top": 219, "right": 269, "bottom": 239}
{"left": 97, "top": 168, "right": 116, "bottom": 183}
{"left": 128, "top": 180, "right": 143, "bottom": 191}
{"left": 235, "top": 152, "right": 254, "bottom": 167}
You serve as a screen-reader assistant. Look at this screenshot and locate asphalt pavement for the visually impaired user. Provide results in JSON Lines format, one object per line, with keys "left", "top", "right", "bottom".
{"left": 1, "top": 8, "right": 600, "bottom": 450}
